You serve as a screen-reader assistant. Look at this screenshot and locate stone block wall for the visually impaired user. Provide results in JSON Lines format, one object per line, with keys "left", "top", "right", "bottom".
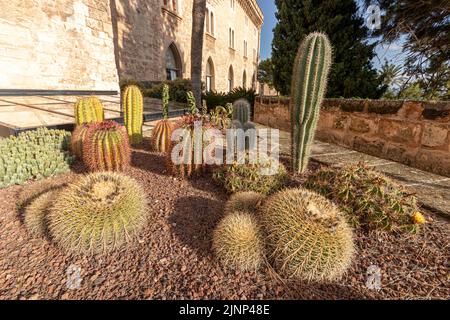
{"left": 254, "top": 97, "right": 450, "bottom": 176}
{"left": 0, "top": 0, "right": 119, "bottom": 91}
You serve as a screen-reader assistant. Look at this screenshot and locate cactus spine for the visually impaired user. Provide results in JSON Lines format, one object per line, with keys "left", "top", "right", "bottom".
{"left": 291, "top": 32, "right": 332, "bottom": 173}
{"left": 232, "top": 99, "right": 251, "bottom": 123}
{"left": 123, "top": 85, "right": 144, "bottom": 145}
{"left": 74, "top": 97, "right": 104, "bottom": 125}
{"left": 82, "top": 121, "right": 131, "bottom": 172}
{"left": 151, "top": 84, "right": 174, "bottom": 153}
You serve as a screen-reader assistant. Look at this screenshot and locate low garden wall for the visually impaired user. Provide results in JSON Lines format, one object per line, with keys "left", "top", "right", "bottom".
{"left": 254, "top": 96, "right": 450, "bottom": 176}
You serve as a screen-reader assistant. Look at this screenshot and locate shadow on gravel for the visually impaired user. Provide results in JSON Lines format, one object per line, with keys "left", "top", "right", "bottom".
{"left": 170, "top": 195, "right": 225, "bottom": 258}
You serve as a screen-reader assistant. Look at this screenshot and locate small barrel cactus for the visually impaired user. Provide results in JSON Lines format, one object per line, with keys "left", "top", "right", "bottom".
{"left": 74, "top": 96, "right": 104, "bottom": 125}
{"left": 225, "top": 191, "right": 265, "bottom": 215}
{"left": 213, "top": 211, "right": 264, "bottom": 271}
{"left": 123, "top": 85, "right": 144, "bottom": 145}
{"left": 232, "top": 99, "right": 251, "bottom": 123}
{"left": 82, "top": 121, "right": 131, "bottom": 172}
{"left": 260, "top": 188, "right": 354, "bottom": 282}
{"left": 291, "top": 32, "right": 332, "bottom": 173}
{"left": 47, "top": 172, "right": 148, "bottom": 254}
{"left": 24, "top": 188, "right": 60, "bottom": 238}
{"left": 305, "top": 164, "right": 420, "bottom": 232}
{"left": 70, "top": 124, "right": 92, "bottom": 159}
{"left": 151, "top": 84, "right": 174, "bottom": 153}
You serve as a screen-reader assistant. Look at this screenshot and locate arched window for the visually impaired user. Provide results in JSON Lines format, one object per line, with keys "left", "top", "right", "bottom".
{"left": 205, "top": 8, "right": 210, "bottom": 33}
{"left": 166, "top": 43, "right": 182, "bottom": 80}
{"left": 206, "top": 58, "right": 215, "bottom": 92}
{"left": 242, "top": 70, "right": 247, "bottom": 88}
{"left": 228, "top": 65, "right": 234, "bottom": 92}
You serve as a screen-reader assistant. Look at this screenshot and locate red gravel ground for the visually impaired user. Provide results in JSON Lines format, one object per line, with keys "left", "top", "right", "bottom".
{"left": 0, "top": 140, "right": 448, "bottom": 300}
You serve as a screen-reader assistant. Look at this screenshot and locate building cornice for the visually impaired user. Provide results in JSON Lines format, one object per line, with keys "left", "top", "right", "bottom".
{"left": 238, "top": 0, "right": 264, "bottom": 28}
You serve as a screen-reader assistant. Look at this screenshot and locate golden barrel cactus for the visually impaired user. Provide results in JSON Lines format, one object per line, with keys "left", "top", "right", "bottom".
{"left": 74, "top": 97, "right": 104, "bottom": 125}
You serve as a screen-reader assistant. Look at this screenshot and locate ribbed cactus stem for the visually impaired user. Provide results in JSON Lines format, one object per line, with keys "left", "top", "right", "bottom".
{"left": 162, "top": 84, "right": 170, "bottom": 119}
{"left": 123, "top": 85, "right": 144, "bottom": 145}
{"left": 186, "top": 91, "right": 198, "bottom": 115}
{"left": 291, "top": 32, "right": 332, "bottom": 173}
{"left": 74, "top": 97, "right": 104, "bottom": 125}
{"left": 232, "top": 99, "right": 250, "bottom": 123}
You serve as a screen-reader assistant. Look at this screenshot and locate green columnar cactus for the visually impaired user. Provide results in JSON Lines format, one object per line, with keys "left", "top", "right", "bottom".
{"left": 123, "top": 85, "right": 144, "bottom": 144}
{"left": 82, "top": 121, "right": 131, "bottom": 172}
{"left": 74, "top": 97, "right": 105, "bottom": 125}
{"left": 232, "top": 99, "right": 251, "bottom": 123}
{"left": 0, "top": 128, "right": 73, "bottom": 189}
{"left": 162, "top": 84, "right": 170, "bottom": 119}
{"left": 291, "top": 32, "right": 332, "bottom": 173}
{"left": 186, "top": 91, "right": 198, "bottom": 115}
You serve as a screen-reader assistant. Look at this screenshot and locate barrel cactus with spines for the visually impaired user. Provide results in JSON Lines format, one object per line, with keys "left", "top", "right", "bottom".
{"left": 151, "top": 84, "right": 174, "bottom": 152}
{"left": 82, "top": 120, "right": 131, "bottom": 172}
{"left": 232, "top": 99, "right": 251, "bottom": 124}
{"left": 70, "top": 124, "right": 92, "bottom": 159}
{"left": 74, "top": 96, "right": 104, "bottom": 125}
{"left": 291, "top": 32, "right": 332, "bottom": 173}
{"left": 123, "top": 85, "right": 144, "bottom": 144}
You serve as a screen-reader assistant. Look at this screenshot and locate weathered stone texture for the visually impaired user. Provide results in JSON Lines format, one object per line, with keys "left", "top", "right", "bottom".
{"left": 0, "top": 0, "right": 119, "bottom": 91}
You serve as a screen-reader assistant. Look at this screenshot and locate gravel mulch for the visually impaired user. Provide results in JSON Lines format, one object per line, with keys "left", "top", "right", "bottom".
{"left": 0, "top": 139, "right": 448, "bottom": 300}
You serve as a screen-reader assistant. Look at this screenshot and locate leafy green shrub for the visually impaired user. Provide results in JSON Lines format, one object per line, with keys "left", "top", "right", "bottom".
{"left": 144, "top": 79, "right": 193, "bottom": 103}
{"left": 48, "top": 172, "right": 148, "bottom": 254}
{"left": 367, "top": 101, "right": 402, "bottom": 114}
{"left": 260, "top": 188, "right": 354, "bottom": 282}
{"left": 225, "top": 191, "right": 265, "bottom": 215}
{"left": 213, "top": 155, "right": 288, "bottom": 195}
{"left": 213, "top": 211, "right": 264, "bottom": 271}
{"left": 0, "top": 128, "right": 73, "bottom": 189}
{"left": 305, "top": 164, "right": 420, "bottom": 233}
{"left": 203, "top": 87, "right": 256, "bottom": 110}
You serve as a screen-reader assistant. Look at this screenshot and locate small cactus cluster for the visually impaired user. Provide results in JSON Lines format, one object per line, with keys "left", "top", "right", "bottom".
{"left": 74, "top": 96, "right": 105, "bottom": 125}
{"left": 213, "top": 154, "right": 288, "bottom": 195}
{"left": 19, "top": 172, "right": 148, "bottom": 254}
{"left": 291, "top": 32, "right": 332, "bottom": 173}
{"left": 166, "top": 115, "right": 216, "bottom": 178}
{"left": 305, "top": 164, "right": 420, "bottom": 233}
{"left": 260, "top": 188, "right": 355, "bottom": 281}
{"left": 82, "top": 120, "right": 131, "bottom": 172}
{"left": 0, "top": 128, "right": 74, "bottom": 189}
{"left": 151, "top": 84, "right": 174, "bottom": 153}
{"left": 213, "top": 211, "right": 265, "bottom": 271}
{"left": 123, "top": 85, "right": 144, "bottom": 145}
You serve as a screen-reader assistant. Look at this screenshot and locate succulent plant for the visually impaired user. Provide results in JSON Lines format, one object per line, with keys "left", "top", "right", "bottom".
{"left": 232, "top": 99, "right": 251, "bottom": 124}
{"left": 24, "top": 188, "right": 60, "bottom": 238}
{"left": 166, "top": 115, "right": 215, "bottom": 178}
{"left": 224, "top": 191, "right": 265, "bottom": 215}
{"left": 0, "top": 128, "right": 73, "bottom": 189}
{"left": 74, "top": 96, "right": 104, "bottom": 125}
{"left": 213, "top": 211, "right": 264, "bottom": 271}
{"left": 305, "top": 164, "right": 420, "bottom": 233}
{"left": 186, "top": 91, "right": 199, "bottom": 115}
{"left": 210, "top": 105, "right": 232, "bottom": 130}
{"left": 70, "top": 124, "right": 92, "bottom": 159}
{"left": 82, "top": 121, "right": 131, "bottom": 172}
{"left": 291, "top": 32, "right": 332, "bottom": 173}
{"left": 260, "top": 188, "right": 354, "bottom": 282}
{"left": 123, "top": 85, "right": 144, "bottom": 144}
{"left": 213, "top": 153, "right": 288, "bottom": 195}
{"left": 151, "top": 84, "right": 174, "bottom": 153}
{"left": 48, "top": 172, "right": 148, "bottom": 254}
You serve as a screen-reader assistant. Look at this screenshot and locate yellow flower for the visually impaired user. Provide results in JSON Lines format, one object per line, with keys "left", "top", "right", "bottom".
{"left": 412, "top": 212, "right": 426, "bottom": 224}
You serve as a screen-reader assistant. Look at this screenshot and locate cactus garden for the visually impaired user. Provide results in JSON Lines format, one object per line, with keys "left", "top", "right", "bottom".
{"left": 0, "top": 32, "right": 448, "bottom": 301}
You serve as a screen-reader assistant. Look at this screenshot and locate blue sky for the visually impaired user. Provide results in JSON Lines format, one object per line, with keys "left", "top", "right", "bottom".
{"left": 256, "top": 0, "right": 406, "bottom": 70}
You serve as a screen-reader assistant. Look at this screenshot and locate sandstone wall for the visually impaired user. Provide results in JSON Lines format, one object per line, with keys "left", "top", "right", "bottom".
{"left": 254, "top": 97, "right": 450, "bottom": 176}
{"left": 0, "top": 0, "right": 119, "bottom": 91}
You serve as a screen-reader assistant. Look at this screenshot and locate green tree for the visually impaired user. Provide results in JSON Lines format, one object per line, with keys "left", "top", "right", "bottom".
{"left": 258, "top": 58, "right": 274, "bottom": 87}
{"left": 272, "top": 0, "right": 385, "bottom": 98}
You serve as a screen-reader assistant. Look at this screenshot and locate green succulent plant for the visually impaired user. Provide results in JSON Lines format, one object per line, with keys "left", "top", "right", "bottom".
{"left": 260, "top": 188, "right": 354, "bottom": 282}
{"left": 224, "top": 191, "right": 265, "bottom": 215}
{"left": 232, "top": 99, "right": 251, "bottom": 123}
{"left": 0, "top": 128, "right": 73, "bottom": 189}
{"left": 305, "top": 164, "right": 420, "bottom": 233}
{"left": 48, "top": 172, "right": 148, "bottom": 254}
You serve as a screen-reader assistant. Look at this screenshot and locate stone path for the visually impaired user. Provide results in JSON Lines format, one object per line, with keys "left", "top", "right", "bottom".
{"left": 275, "top": 128, "right": 450, "bottom": 218}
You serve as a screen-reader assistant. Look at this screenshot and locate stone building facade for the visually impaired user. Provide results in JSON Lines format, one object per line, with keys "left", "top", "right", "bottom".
{"left": 0, "top": 0, "right": 263, "bottom": 93}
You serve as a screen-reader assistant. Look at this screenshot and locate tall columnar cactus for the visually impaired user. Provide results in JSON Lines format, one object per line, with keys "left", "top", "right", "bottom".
{"left": 151, "top": 84, "right": 174, "bottom": 153}
{"left": 74, "top": 97, "right": 104, "bottom": 125}
{"left": 82, "top": 121, "right": 131, "bottom": 172}
{"left": 291, "top": 32, "right": 332, "bottom": 173}
{"left": 232, "top": 99, "right": 251, "bottom": 123}
{"left": 123, "top": 85, "right": 144, "bottom": 144}
{"left": 186, "top": 91, "right": 198, "bottom": 115}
